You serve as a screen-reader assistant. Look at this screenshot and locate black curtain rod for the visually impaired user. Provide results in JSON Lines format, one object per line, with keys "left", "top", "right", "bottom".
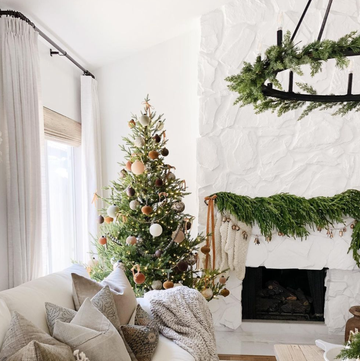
{"left": 0, "top": 9, "right": 95, "bottom": 79}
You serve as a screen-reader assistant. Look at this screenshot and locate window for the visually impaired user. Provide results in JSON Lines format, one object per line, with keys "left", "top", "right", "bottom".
{"left": 46, "top": 140, "right": 77, "bottom": 273}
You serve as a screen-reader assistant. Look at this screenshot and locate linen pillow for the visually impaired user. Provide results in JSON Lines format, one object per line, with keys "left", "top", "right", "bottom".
{"left": 121, "top": 305, "right": 159, "bottom": 361}
{"left": 45, "top": 303, "right": 77, "bottom": 336}
{"left": 72, "top": 267, "right": 137, "bottom": 324}
{"left": 53, "top": 298, "right": 131, "bottom": 361}
{"left": 0, "top": 312, "right": 73, "bottom": 361}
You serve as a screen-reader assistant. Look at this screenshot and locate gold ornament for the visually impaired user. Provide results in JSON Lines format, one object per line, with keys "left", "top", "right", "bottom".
{"left": 141, "top": 205, "right": 153, "bottom": 215}
{"left": 201, "top": 245, "right": 211, "bottom": 254}
{"left": 163, "top": 280, "right": 174, "bottom": 289}
{"left": 220, "top": 288, "right": 230, "bottom": 297}
{"left": 148, "top": 150, "right": 159, "bottom": 160}
{"left": 104, "top": 216, "right": 113, "bottom": 224}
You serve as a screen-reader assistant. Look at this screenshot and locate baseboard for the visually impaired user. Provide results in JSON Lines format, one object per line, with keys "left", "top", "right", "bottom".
{"left": 218, "top": 355, "right": 276, "bottom": 361}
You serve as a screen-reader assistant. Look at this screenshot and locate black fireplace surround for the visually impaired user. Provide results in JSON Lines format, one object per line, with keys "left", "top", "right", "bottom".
{"left": 242, "top": 267, "right": 327, "bottom": 322}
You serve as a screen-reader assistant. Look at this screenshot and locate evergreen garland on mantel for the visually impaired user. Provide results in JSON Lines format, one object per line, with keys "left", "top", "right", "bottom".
{"left": 212, "top": 189, "right": 360, "bottom": 266}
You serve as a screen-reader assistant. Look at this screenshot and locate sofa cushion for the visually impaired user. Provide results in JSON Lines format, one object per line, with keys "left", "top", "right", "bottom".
{"left": 72, "top": 268, "right": 137, "bottom": 325}
{"left": 0, "top": 264, "right": 89, "bottom": 337}
{"left": 45, "top": 303, "right": 77, "bottom": 336}
{"left": 0, "top": 312, "right": 73, "bottom": 361}
{"left": 53, "top": 298, "right": 131, "bottom": 361}
{"left": 0, "top": 300, "right": 11, "bottom": 349}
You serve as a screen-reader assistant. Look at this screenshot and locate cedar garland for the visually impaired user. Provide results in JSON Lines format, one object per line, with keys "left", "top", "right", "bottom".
{"left": 212, "top": 189, "right": 360, "bottom": 266}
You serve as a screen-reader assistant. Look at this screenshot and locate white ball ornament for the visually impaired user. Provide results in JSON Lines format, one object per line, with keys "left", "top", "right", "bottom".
{"left": 151, "top": 280, "right": 163, "bottom": 290}
{"left": 150, "top": 223, "right": 163, "bottom": 237}
{"left": 107, "top": 205, "right": 119, "bottom": 218}
{"left": 131, "top": 160, "right": 145, "bottom": 175}
{"left": 201, "top": 288, "right": 213, "bottom": 300}
{"left": 129, "top": 200, "right": 140, "bottom": 210}
{"left": 139, "top": 114, "right": 150, "bottom": 126}
{"left": 134, "top": 137, "right": 145, "bottom": 147}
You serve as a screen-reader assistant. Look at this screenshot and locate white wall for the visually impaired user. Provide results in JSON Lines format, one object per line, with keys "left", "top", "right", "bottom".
{"left": 0, "top": 38, "right": 81, "bottom": 291}
{"left": 96, "top": 25, "right": 200, "bottom": 231}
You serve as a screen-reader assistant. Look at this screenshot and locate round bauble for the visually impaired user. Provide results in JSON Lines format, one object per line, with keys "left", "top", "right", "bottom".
{"left": 134, "top": 272, "right": 146, "bottom": 285}
{"left": 99, "top": 236, "right": 107, "bottom": 245}
{"left": 161, "top": 148, "right": 169, "bottom": 157}
{"left": 153, "top": 134, "right": 161, "bottom": 143}
{"left": 152, "top": 280, "right": 163, "bottom": 290}
{"left": 173, "top": 230, "right": 185, "bottom": 244}
{"left": 165, "top": 172, "right": 176, "bottom": 181}
{"left": 134, "top": 137, "right": 145, "bottom": 147}
{"left": 155, "top": 249, "right": 162, "bottom": 258}
{"left": 155, "top": 179, "right": 163, "bottom": 187}
{"left": 201, "top": 245, "right": 211, "bottom": 254}
{"left": 220, "top": 288, "right": 230, "bottom": 297}
{"left": 98, "top": 215, "right": 104, "bottom": 224}
{"left": 177, "top": 260, "right": 188, "bottom": 272}
{"left": 131, "top": 160, "right": 145, "bottom": 175}
{"left": 163, "top": 280, "right": 174, "bottom": 289}
{"left": 141, "top": 205, "right": 153, "bottom": 215}
{"left": 128, "top": 119, "right": 136, "bottom": 128}
{"left": 126, "top": 236, "right": 137, "bottom": 245}
{"left": 150, "top": 223, "right": 163, "bottom": 237}
{"left": 126, "top": 187, "right": 135, "bottom": 197}
{"left": 119, "top": 169, "right": 127, "bottom": 179}
{"left": 126, "top": 161, "right": 132, "bottom": 171}
{"left": 219, "top": 275, "right": 227, "bottom": 284}
{"left": 129, "top": 200, "right": 140, "bottom": 210}
{"left": 139, "top": 114, "right": 150, "bottom": 126}
{"left": 172, "top": 201, "right": 185, "bottom": 213}
{"left": 104, "top": 216, "right": 113, "bottom": 224}
{"left": 201, "top": 288, "right": 213, "bottom": 300}
{"left": 107, "top": 205, "right": 119, "bottom": 218}
{"left": 148, "top": 151, "right": 159, "bottom": 160}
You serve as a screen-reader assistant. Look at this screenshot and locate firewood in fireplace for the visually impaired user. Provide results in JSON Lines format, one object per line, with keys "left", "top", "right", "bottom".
{"left": 256, "top": 297, "right": 281, "bottom": 312}
{"left": 280, "top": 299, "right": 311, "bottom": 314}
{"left": 266, "top": 281, "right": 297, "bottom": 300}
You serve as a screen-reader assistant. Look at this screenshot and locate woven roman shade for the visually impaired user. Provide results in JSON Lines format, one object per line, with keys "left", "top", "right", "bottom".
{"left": 43, "top": 107, "right": 81, "bottom": 146}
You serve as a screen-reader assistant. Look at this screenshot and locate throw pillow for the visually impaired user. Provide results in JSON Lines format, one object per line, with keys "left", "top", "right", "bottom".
{"left": 45, "top": 303, "right": 77, "bottom": 336}
{"left": 121, "top": 304, "right": 159, "bottom": 361}
{"left": 0, "top": 312, "right": 73, "bottom": 361}
{"left": 71, "top": 268, "right": 137, "bottom": 324}
{"left": 7, "top": 340, "right": 73, "bottom": 361}
{"left": 53, "top": 298, "right": 131, "bottom": 361}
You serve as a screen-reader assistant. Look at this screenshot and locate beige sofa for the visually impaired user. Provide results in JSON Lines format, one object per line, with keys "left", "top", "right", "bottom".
{"left": 0, "top": 264, "right": 194, "bottom": 361}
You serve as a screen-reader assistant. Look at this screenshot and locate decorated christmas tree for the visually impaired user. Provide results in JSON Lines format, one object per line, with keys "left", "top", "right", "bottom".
{"left": 89, "top": 96, "right": 228, "bottom": 300}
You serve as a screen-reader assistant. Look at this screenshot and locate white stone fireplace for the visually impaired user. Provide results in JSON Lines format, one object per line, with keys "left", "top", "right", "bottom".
{"left": 197, "top": 0, "right": 360, "bottom": 342}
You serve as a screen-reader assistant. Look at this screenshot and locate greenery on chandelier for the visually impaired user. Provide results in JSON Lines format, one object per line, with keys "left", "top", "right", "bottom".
{"left": 226, "top": 31, "right": 360, "bottom": 120}
{"left": 88, "top": 96, "right": 227, "bottom": 300}
{"left": 213, "top": 189, "right": 360, "bottom": 266}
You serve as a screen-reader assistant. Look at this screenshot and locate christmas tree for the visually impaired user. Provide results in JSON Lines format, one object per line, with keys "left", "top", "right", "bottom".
{"left": 89, "top": 96, "right": 228, "bottom": 300}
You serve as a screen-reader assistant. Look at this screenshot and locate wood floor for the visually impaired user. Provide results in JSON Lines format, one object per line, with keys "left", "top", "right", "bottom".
{"left": 218, "top": 355, "right": 276, "bottom": 361}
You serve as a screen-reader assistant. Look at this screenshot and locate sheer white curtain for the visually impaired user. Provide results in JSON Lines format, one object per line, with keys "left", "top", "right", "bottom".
{"left": 0, "top": 17, "right": 44, "bottom": 287}
{"left": 81, "top": 76, "right": 102, "bottom": 262}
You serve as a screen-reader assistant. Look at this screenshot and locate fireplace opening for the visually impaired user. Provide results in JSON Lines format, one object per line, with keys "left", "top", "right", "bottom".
{"left": 242, "top": 267, "right": 327, "bottom": 322}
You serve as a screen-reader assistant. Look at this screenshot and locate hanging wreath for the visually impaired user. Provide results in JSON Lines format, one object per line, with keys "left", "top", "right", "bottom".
{"left": 226, "top": 31, "right": 360, "bottom": 120}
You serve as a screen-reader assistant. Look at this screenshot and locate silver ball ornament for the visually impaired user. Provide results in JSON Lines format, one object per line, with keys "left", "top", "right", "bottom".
{"left": 152, "top": 280, "right": 163, "bottom": 290}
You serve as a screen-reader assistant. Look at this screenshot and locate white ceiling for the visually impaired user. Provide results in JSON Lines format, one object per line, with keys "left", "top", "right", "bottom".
{"left": 0, "top": 0, "right": 232, "bottom": 70}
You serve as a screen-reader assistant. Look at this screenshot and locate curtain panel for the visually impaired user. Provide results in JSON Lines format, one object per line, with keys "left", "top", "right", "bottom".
{"left": 0, "top": 17, "right": 44, "bottom": 287}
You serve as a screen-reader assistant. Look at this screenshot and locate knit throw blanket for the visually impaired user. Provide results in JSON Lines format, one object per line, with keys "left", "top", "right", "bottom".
{"left": 149, "top": 287, "right": 219, "bottom": 361}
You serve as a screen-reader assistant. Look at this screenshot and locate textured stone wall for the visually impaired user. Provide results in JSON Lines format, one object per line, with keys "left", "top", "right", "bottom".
{"left": 198, "top": 0, "right": 360, "bottom": 333}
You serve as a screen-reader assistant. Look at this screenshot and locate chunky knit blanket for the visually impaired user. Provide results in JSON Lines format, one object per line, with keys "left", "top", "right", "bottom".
{"left": 148, "top": 287, "right": 219, "bottom": 361}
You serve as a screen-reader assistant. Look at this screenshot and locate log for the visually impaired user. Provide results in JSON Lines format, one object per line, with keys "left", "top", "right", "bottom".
{"left": 256, "top": 297, "right": 281, "bottom": 312}
{"left": 280, "top": 299, "right": 310, "bottom": 314}
{"left": 266, "top": 281, "right": 297, "bottom": 300}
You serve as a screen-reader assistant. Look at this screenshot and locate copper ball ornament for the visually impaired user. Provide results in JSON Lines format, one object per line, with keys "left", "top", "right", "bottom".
{"left": 155, "top": 179, "right": 163, "bottom": 187}
{"left": 98, "top": 215, "right": 104, "bottom": 224}
{"left": 126, "top": 236, "right": 137, "bottom": 245}
{"left": 220, "top": 288, "right": 230, "bottom": 297}
{"left": 128, "top": 120, "right": 136, "bottom": 128}
{"left": 99, "top": 236, "right": 107, "bottom": 245}
{"left": 148, "top": 150, "right": 159, "bottom": 160}
{"left": 126, "top": 187, "right": 135, "bottom": 197}
{"left": 161, "top": 148, "right": 169, "bottom": 157}
{"left": 177, "top": 260, "right": 188, "bottom": 272}
{"left": 131, "top": 160, "right": 145, "bottom": 175}
{"left": 163, "top": 280, "right": 174, "bottom": 289}
{"left": 153, "top": 134, "right": 161, "bottom": 143}
{"left": 172, "top": 201, "right": 185, "bottom": 213}
{"left": 141, "top": 205, "right": 153, "bottom": 215}
{"left": 173, "top": 230, "right": 185, "bottom": 244}
{"left": 139, "top": 114, "right": 150, "bottom": 127}
{"left": 126, "top": 161, "right": 132, "bottom": 171}
{"left": 104, "top": 216, "right": 113, "bottom": 224}
{"left": 134, "top": 272, "right": 146, "bottom": 285}
{"left": 201, "top": 245, "right": 211, "bottom": 254}
{"left": 219, "top": 275, "right": 226, "bottom": 284}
